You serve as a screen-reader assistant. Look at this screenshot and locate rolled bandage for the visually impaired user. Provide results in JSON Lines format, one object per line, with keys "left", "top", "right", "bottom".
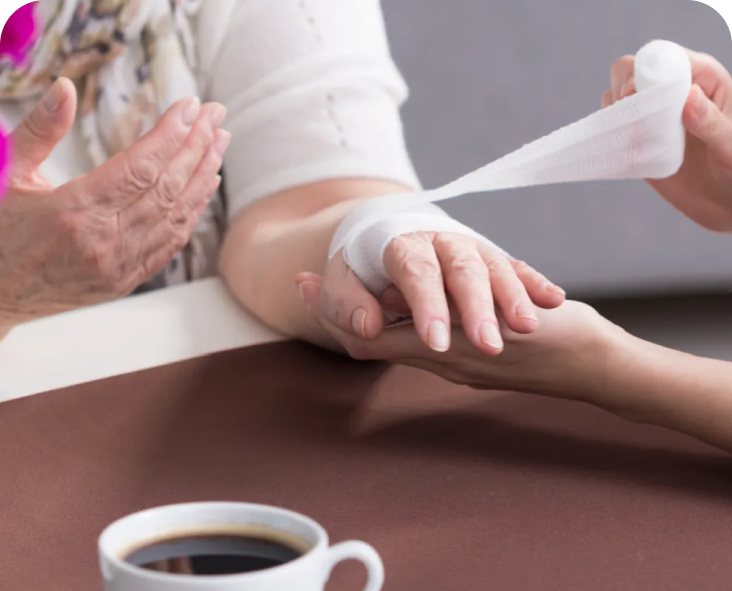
{"left": 330, "top": 40, "right": 692, "bottom": 295}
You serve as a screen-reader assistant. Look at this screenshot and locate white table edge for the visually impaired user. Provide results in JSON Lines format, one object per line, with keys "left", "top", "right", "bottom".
{"left": 0, "top": 278, "right": 284, "bottom": 403}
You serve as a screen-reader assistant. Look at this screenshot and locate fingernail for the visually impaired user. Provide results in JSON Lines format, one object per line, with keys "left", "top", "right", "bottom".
{"left": 427, "top": 320, "right": 450, "bottom": 352}
{"left": 351, "top": 308, "right": 368, "bottom": 338}
{"left": 479, "top": 323, "right": 503, "bottom": 350}
{"left": 182, "top": 97, "right": 201, "bottom": 127}
{"left": 516, "top": 304, "right": 539, "bottom": 323}
{"left": 209, "top": 103, "right": 227, "bottom": 127}
{"left": 545, "top": 283, "right": 566, "bottom": 296}
{"left": 44, "top": 79, "right": 66, "bottom": 112}
{"left": 214, "top": 130, "right": 232, "bottom": 157}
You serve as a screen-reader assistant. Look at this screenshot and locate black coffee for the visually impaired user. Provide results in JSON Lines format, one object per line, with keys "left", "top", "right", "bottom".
{"left": 124, "top": 533, "right": 304, "bottom": 576}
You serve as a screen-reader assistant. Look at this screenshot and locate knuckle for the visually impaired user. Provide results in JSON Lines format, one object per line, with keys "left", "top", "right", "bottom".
{"left": 169, "top": 226, "right": 190, "bottom": 252}
{"left": 154, "top": 170, "right": 188, "bottom": 206}
{"left": 431, "top": 232, "right": 461, "bottom": 249}
{"left": 487, "top": 257, "right": 515, "bottom": 275}
{"left": 56, "top": 211, "right": 83, "bottom": 239}
{"left": 83, "top": 243, "right": 114, "bottom": 279}
{"left": 388, "top": 234, "right": 429, "bottom": 259}
{"left": 22, "top": 110, "right": 50, "bottom": 141}
{"left": 398, "top": 256, "right": 442, "bottom": 281}
{"left": 123, "top": 152, "right": 160, "bottom": 193}
{"left": 446, "top": 255, "right": 487, "bottom": 279}
{"left": 515, "top": 260, "right": 538, "bottom": 275}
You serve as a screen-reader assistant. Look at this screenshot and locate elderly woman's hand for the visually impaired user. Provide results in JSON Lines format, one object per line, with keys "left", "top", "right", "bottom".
{"left": 0, "top": 78, "right": 230, "bottom": 332}
{"left": 301, "top": 232, "right": 566, "bottom": 356}
{"left": 603, "top": 46, "right": 732, "bottom": 232}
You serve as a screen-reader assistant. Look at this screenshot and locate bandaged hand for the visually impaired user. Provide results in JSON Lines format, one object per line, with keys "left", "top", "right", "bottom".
{"left": 298, "top": 207, "right": 565, "bottom": 355}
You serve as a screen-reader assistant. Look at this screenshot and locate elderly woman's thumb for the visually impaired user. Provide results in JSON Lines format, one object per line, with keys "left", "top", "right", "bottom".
{"left": 12, "top": 77, "right": 77, "bottom": 174}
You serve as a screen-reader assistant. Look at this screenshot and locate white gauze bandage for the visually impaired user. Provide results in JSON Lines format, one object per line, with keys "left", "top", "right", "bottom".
{"left": 329, "top": 40, "right": 692, "bottom": 295}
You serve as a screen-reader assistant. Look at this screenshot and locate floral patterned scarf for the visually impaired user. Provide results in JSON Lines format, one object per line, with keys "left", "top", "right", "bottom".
{"left": 0, "top": 0, "right": 226, "bottom": 291}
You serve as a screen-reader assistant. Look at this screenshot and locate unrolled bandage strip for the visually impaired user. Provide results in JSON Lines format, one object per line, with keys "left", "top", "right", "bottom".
{"left": 329, "top": 40, "right": 692, "bottom": 295}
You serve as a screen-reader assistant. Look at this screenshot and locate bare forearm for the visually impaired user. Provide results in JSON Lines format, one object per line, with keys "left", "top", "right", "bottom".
{"left": 219, "top": 179, "right": 409, "bottom": 348}
{"left": 586, "top": 331, "right": 732, "bottom": 454}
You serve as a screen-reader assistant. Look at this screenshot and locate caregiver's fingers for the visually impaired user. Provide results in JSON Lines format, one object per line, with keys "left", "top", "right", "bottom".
{"left": 610, "top": 55, "right": 635, "bottom": 102}
{"left": 479, "top": 244, "right": 538, "bottom": 335}
{"left": 432, "top": 233, "right": 503, "bottom": 356}
{"left": 318, "top": 251, "right": 385, "bottom": 340}
{"left": 383, "top": 232, "right": 452, "bottom": 353}
{"left": 684, "top": 84, "right": 732, "bottom": 165}
{"left": 684, "top": 49, "right": 732, "bottom": 110}
{"left": 510, "top": 260, "right": 566, "bottom": 309}
{"left": 606, "top": 48, "right": 732, "bottom": 111}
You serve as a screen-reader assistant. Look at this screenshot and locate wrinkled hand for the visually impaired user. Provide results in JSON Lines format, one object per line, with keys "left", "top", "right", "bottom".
{"left": 298, "top": 231, "right": 566, "bottom": 356}
{"left": 0, "top": 78, "right": 231, "bottom": 329}
{"left": 603, "top": 46, "right": 732, "bottom": 231}
{"left": 298, "top": 275, "right": 618, "bottom": 398}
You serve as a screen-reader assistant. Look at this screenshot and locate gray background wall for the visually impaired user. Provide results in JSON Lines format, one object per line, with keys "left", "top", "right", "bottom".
{"left": 381, "top": 0, "right": 732, "bottom": 297}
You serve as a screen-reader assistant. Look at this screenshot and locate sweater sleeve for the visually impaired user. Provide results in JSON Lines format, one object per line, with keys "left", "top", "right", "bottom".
{"left": 202, "top": 0, "right": 421, "bottom": 219}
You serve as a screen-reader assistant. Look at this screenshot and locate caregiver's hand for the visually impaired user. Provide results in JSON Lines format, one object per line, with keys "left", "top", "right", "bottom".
{"left": 310, "top": 235, "right": 566, "bottom": 357}
{"left": 0, "top": 78, "right": 230, "bottom": 331}
{"left": 298, "top": 275, "right": 623, "bottom": 400}
{"left": 603, "top": 46, "right": 732, "bottom": 231}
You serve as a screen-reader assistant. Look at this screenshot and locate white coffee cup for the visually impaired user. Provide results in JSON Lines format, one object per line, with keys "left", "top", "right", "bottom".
{"left": 98, "top": 502, "right": 384, "bottom": 590}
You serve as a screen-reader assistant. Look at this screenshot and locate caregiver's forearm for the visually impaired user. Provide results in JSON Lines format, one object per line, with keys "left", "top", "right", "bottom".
{"left": 219, "top": 179, "right": 410, "bottom": 349}
{"left": 588, "top": 332, "right": 732, "bottom": 454}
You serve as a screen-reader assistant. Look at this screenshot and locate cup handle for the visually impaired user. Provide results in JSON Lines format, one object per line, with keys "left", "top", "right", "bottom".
{"left": 325, "top": 541, "right": 384, "bottom": 591}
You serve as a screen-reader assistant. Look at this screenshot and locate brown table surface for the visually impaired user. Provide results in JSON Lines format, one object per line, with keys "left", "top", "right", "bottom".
{"left": 1, "top": 341, "right": 732, "bottom": 590}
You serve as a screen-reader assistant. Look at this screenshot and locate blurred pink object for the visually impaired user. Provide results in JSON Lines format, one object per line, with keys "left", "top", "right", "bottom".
{"left": 0, "top": 2, "right": 38, "bottom": 65}
{"left": 0, "top": 2, "right": 36, "bottom": 202}
{"left": 0, "top": 130, "right": 9, "bottom": 204}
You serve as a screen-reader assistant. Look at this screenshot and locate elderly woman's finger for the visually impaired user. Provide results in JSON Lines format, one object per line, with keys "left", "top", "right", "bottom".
{"left": 432, "top": 233, "right": 503, "bottom": 356}
{"left": 123, "top": 179, "right": 220, "bottom": 292}
{"left": 510, "top": 259, "right": 565, "bottom": 309}
{"left": 383, "top": 232, "right": 452, "bottom": 353}
{"left": 479, "top": 245, "right": 538, "bottom": 335}
{"left": 318, "top": 250, "right": 385, "bottom": 340}
{"left": 142, "top": 102, "right": 226, "bottom": 211}
{"left": 66, "top": 97, "right": 204, "bottom": 209}
{"left": 380, "top": 286, "right": 410, "bottom": 317}
{"left": 12, "top": 77, "right": 77, "bottom": 175}
{"left": 120, "top": 127, "right": 229, "bottom": 244}
{"left": 298, "top": 277, "right": 426, "bottom": 362}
